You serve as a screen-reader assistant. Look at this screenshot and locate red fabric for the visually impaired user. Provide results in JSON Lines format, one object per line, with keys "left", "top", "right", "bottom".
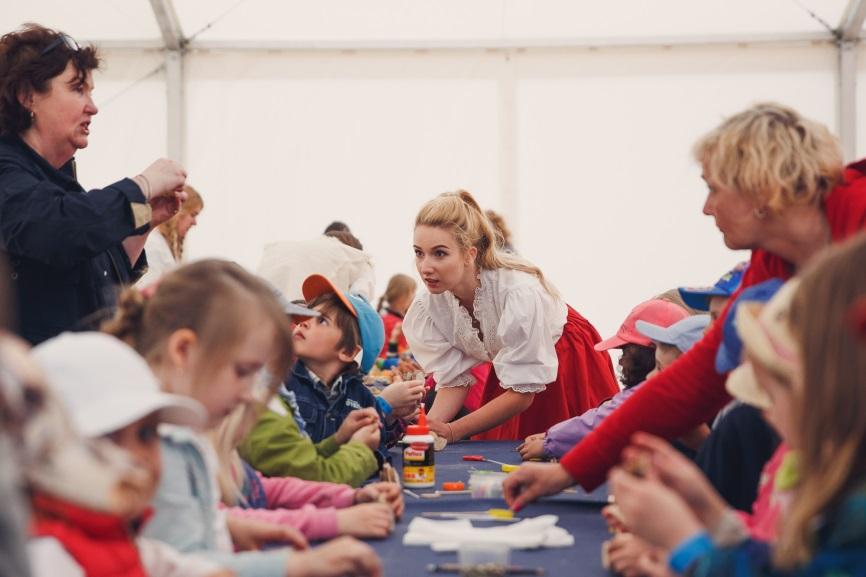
{"left": 473, "top": 306, "right": 619, "bottom": 440}
{"left": 561, "top": 160, "right": 866, "bottom": 490}
{"left": 464, "top": 363, "right": 491, "bottom": 412}
{"left": 30, "top": 493, "right": 147, "bottom": 577}
{"left": 379, "top": 310, "right": 409, "bottom": 358}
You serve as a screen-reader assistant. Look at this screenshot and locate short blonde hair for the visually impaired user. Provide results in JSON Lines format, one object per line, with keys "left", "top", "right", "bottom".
{"left": 694, "top": 103, "right": 843, "bottom": 213}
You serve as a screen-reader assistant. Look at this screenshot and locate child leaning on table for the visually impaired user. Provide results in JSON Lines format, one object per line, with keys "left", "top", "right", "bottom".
{"left": 610, "top": 234, "right": 866, "bottom": 577}
{"left": 213, "top": 396, "right": 404, "bottom": 541}
{"left": 103, "top": 260, "right": 383, "bottom": 577}
{"left": 30, "top": 332, "right": 230, "bottom": 577}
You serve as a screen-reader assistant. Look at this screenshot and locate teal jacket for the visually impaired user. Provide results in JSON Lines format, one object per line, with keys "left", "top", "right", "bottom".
{"left": 675, "top": 480, "right": 866, "bottom": 577}
{"left": 239, "top": 393, "right": 379, "bottom": 488}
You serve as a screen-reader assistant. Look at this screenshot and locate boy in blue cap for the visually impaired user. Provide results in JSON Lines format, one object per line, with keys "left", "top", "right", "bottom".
{"left": 679, "top": 262, "right": 748, "bottom": 322}
{"left": 283, "top": 274, "right": 401, "bottom": 450}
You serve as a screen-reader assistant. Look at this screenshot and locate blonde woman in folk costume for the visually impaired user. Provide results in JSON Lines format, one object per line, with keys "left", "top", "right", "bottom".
{"left": 404, "top": 190, "right": 619, "bottom": 441}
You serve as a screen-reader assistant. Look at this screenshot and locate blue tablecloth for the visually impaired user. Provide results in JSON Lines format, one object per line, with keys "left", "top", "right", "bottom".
{"left": 369, "top": 441, "right": 612, "bottom": 576}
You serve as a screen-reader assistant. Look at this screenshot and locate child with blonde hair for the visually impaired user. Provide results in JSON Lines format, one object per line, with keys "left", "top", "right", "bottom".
{"left": 103, "top": 259, "right": 383, "bottom": 577}
{"left": 609, "top": 233, "right": 866, "bottom": 577}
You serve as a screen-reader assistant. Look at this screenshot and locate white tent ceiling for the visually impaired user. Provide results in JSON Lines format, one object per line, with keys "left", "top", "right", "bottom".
{"left": 2, "top": 1, "right": 857, "bottom": 43}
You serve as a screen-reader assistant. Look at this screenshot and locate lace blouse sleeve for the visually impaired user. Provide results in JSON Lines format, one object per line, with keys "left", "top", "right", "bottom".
{"left": 404, "top": 296, "right": 479, "bottom": 388}
{"left": 492, "top": 285, "right": 560, "bottom": 393}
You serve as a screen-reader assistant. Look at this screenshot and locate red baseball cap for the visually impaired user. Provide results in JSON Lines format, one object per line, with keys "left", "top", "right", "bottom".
{"left": 595, "top": 299, "right": 690, "bottom": 351}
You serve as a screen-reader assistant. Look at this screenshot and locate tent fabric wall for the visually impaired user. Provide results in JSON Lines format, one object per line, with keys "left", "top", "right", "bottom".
{"left": 1, "top": 2, "right": 863, "bottom": 339}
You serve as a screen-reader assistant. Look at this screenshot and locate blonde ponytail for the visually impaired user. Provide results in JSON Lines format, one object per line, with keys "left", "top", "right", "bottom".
{"left": 415, "top": 190, "right": 558, "bottom": 297}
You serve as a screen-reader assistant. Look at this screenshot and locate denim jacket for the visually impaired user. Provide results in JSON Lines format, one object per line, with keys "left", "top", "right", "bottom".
{"left": 283, "top": 361, "right": 398, "bottom": 452}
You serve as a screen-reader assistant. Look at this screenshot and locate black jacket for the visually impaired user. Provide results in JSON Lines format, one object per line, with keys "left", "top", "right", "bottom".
{"left": 0, "top": 135, "right": 148, "bottom": 344}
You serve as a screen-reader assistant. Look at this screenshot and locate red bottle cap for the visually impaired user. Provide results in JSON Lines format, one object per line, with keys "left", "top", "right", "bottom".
{"left": 406, "top": 404, "right": 429, "bottom": 436}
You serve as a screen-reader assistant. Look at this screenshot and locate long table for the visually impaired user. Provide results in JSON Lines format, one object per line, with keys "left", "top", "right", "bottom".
{"left": 369, "top": 440, "right": 611, "bottom": 576}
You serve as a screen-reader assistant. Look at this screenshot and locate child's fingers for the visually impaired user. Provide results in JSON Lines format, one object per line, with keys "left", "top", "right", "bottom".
{"left": 630, "top": 433, "right": 678, "bottom": 458}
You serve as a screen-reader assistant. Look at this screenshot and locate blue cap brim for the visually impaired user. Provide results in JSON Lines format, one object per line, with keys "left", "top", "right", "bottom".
{"left": 634, "top": 321, "right": 675, "bottom": 345}
{"left": 678, "top": 287, "right": 728, "bottom": 311}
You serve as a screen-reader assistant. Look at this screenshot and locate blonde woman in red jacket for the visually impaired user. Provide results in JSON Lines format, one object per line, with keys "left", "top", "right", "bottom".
{"left": 505, "top": 102, "right": 866, "bottom": 509}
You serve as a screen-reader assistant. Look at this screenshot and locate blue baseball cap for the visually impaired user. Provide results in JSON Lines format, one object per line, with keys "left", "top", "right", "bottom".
{"left": 302, "top": 274, "right": 385, "bottom": 373}
{"left": 679, "top": 262, "right": 749, "bottom": 311}
{"left": 714, "top": 278, "right": 784, "bottom": 374}
{"left": 635, "top": 315, "right": 711, "bottom": 354}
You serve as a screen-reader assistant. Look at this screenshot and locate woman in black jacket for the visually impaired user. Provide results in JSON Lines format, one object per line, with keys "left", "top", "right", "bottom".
{"left": 0, "top": 24, "right": 188, "bottom": 344}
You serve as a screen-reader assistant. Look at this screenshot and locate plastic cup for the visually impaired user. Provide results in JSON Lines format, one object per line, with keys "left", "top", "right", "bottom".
{"left": 458, "top": 542, "right": 510, "bottom": 576}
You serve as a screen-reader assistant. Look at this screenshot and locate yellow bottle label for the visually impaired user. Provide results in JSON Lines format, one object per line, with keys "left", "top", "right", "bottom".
{"left": 403, "top": 465, "right": 435, "bottom": 485}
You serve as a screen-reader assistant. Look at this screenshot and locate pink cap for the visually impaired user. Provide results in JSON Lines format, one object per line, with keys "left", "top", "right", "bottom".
{"left": 595, "top": 299, "right": 690, "bottom": 351}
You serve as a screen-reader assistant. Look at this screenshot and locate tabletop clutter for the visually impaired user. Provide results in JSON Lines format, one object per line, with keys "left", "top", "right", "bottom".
{"left": 394, "top": 409, "right": 576, "bottom": 576}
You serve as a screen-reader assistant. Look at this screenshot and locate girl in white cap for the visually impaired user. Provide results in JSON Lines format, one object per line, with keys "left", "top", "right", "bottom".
{"left": 102, "top": 259, "right": 383, "bottom": 577}
{"left": 30, "top": 331, "right": 228, "bottom": 577}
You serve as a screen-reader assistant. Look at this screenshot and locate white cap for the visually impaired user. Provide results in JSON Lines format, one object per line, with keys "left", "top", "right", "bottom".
{"left": 32, "top": 332, "right": 206, "bottom": 437}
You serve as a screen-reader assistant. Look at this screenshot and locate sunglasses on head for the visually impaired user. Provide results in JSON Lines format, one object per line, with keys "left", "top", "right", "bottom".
{"left": 40, "top": 33, "right": 80, "bottom": 57}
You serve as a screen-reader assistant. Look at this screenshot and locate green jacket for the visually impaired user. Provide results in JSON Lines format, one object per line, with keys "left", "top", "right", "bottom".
{"left": 239, "top": 396, "right": 378, "bottom": 488}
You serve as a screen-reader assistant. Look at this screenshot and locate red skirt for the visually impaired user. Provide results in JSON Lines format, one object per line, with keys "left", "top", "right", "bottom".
{"left": 473, "top": 306, "right": 618, "bottom": 441}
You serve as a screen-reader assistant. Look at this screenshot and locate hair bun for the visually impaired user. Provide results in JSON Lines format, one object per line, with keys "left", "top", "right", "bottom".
{"left": 101, "top": 288, "right": 146, "bottom": 346}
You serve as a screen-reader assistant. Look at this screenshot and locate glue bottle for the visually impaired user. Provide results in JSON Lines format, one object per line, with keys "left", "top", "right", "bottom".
{"left": 401, "top": 404, "right": 435, "bottom": 488}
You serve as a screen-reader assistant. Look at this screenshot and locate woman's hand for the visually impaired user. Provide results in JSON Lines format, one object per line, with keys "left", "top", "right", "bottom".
{"left": 425, "top": 417, "right": 452, "bottom": 441}
{"left": 609, "top": 467, "right": 704, "bottom": 551}
{"left": 285, "top": 537, "right": 382, "bottom": 577}
{"left": 135, "top": 158, "right": 188, "bottom": 227}
{"left": 354, "top": 482, "right": 404, "bottom": 519}
{"left": 625, "top": 433, "right": 729, "bottom": 529}
{"left": 503, "top": 462, "right": 574, "bottom": 511}
{"left": 517, "top": 436, "right": 546, "bottom": 461}
{"left": 226, "top": 516, "right": 308, "bottom": 551}
{"left": 336, "top": 503, "right": 394, "bottom": 538}
{"left": 334, "top": 408, "right": 379, "bottom": 445}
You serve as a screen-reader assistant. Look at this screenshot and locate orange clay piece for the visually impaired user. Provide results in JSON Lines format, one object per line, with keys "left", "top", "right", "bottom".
{"left": 442, "top": 481, "right": 466, "bottom": 491}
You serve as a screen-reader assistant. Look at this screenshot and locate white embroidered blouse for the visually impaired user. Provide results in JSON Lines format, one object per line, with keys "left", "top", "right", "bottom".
{"left": 403, "top": 268, "right": 568, "bottom": 393}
